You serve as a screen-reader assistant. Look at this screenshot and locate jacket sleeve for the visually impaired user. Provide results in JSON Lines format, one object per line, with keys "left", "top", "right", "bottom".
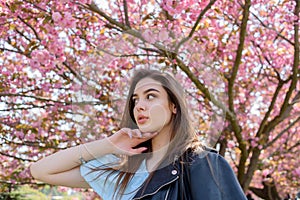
{"left": 189, "top": 151, "right": 247, "bottom": 200}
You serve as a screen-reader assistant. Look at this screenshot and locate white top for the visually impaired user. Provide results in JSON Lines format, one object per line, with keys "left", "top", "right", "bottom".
{"left": 80, "top": 154, "right": 149, "bottom": 200}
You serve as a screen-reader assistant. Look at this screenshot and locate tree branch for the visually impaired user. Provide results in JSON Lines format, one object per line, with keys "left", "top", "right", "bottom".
{"left": 0, "top": 151, "right": 34, "bottom": 162}
{"left": 264, "top": 115, "right": 300, "bottom": 149}
{"left": 15, "top": 28, "right": 31, "bottom": 43}
{"left": 0, "top": 47, "right": 23, "bottom": 55}
{"left": 228, "top": 0, "right": 251, "bottom": 113}
{"left": 175, "top": 55, "right": 235, "bottom": 120}
{"left": 21, "top": 0, "right": 48, "bottom": 13}
{"left": 286, "top": 140, "right": 300, "bottom": 152}
{"left": 123, "top": 0, "right": 131, "bottom": 28}
{"left": 0, "top": 93, "right": 109, "bottom": 106}
{"left": 251, "top": 39, "right": 288, "bottom": 82}
{"left": 0, "top": 180, "right": 46, "bottom": 186}
{"left": 87, "top": 2, "right": 129, "bottom": 31}
{"left": 257, "top": 0, "right": 299, "bottom": 139}
{"left": 96, "top": 46, "right": 162, "bottom": 58}
{"left": 225, "top": 0, "right": 251, "bottom": 186}
{"left": 0, "top": 136, "right": 63, "bottom": 150}
{"left": 0, "top": 93, "right": 63, "bottom": 104}
{"left": 175, "top": 0, "right": 217, "bottom": 52}
{"left": 251, "top": 12, "right": 294, "bottom": 46}
{"left": 243, "top": 0, "right": 299, "bottom": 190}
{"left": 61, "top": 61, "right": 84, "bottom": 82}
{"left": 85, "top": 1, "right": 174, "bottom": 55}
{"left": 256, "top": 80, "right": 284, "bottom": 138}
{"left": 17, "top": 15, "right": 41, "bottom": 41}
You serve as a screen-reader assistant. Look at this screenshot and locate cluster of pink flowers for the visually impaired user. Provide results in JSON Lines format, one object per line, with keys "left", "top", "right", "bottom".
{"left": 52, "top": 11, "right": 76, "bottom": 29}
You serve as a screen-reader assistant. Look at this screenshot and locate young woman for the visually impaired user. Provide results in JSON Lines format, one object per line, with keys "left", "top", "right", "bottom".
{"left": 30, "top": 69, "right": 247, "bottom": 200}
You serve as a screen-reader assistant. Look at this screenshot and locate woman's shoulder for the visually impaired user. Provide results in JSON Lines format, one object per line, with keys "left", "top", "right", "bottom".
{"left": 188, "top": 146, "right": 229, "bottom": 168}
{"left": 188, "top": 146, "right": 239, "bottom": 181}
{"left": 202, "top": 146, "right": 219, "bottom": 154}
{"left": 188, "top": 145, "right": 219, "bottom": 158}
{"left": 187, "top": 148, "right": 247, "bottom": 199}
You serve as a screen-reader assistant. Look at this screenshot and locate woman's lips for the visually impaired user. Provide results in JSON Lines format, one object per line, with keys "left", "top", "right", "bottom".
{"left": 137, "top": 116, "right": 148, "bottom": 124}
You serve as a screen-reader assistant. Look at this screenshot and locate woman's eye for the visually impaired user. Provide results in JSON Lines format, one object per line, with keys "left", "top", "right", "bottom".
{"left": 132, "top": 98, "right": 138, "bottom": 104}
{"left": 147, "top": 94, "right": 155, "bottom": 100}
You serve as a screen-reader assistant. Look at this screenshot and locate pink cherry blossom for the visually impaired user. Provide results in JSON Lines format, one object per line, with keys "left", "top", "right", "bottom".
{"left": 52, "top": 12, "right": 62, "bottom": 22}
{"left": 0, "top": 0, "right": 299, "bottom": 199}
{"left": 227, "top": 140, "right": 236, "bottom": 148}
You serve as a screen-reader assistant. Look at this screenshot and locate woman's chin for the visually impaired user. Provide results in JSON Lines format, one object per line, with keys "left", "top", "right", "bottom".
{"left": 139, "top": 127, "right": 158, "bottom": 134}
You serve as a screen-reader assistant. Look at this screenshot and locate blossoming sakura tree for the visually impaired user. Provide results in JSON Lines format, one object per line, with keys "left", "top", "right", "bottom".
{"left": 0, "top": 0, "right": 299, "bottom": 199}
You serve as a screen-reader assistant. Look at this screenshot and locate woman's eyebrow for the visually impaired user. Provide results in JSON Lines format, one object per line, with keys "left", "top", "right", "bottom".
{"left": 132, "top": 88, "right": 160, "bottom": 97}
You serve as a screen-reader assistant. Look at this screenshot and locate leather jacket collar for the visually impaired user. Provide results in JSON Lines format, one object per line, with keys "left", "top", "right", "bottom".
{"left": 133, "top": 149, "right": 198, "bottom": 200}
{"left": 133, "top": 160, "right": 180, "bottom": 199}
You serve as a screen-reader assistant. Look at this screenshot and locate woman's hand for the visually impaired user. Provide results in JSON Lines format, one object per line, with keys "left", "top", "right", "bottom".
{"left": 108, "top": 128, "right": 157, "bottom": 156}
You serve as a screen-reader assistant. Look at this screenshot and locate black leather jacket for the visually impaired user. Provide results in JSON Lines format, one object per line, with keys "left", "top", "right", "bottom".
{"left": 133, "top": 149, "right": 247, "bottom": 200}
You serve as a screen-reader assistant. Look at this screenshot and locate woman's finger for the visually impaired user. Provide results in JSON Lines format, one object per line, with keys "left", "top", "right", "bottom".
{"left": 119, "top": 128, "right": 132, "bottom": 138}
{"left": 132, "top": 129, "right": 142, "bottom": 138}
{"left": 141, "top": 131, "right": 158, "bottom": 139}
{"left": 130, "top": 147, "right": 148, "bottom": 155}
{"left": 127, "top": 130, "right": 132, "bottom": 139}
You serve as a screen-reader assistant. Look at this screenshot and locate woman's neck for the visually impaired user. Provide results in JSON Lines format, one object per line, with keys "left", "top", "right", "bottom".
{"left": 151, "top": 132, "right": 171, "bottom": 151}
{"left": 147, "top": 127, "right": 172, "bottom": 172}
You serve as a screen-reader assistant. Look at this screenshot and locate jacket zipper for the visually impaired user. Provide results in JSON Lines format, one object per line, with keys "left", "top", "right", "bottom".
{"left": 133, "top": 176, "right": 179, "bottom": 200}
{"left": 164, "top": 185, "right": 170, "bottom": 200}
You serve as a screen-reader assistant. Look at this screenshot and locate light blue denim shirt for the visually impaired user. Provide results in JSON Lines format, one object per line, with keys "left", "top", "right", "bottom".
{"left": 80, "top": 154, "right": 149, "bottom": 200}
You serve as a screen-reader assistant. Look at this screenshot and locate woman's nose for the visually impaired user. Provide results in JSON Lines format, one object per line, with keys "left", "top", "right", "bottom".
{"left": 135, "top": 100, "right": 146, "bottom": 111}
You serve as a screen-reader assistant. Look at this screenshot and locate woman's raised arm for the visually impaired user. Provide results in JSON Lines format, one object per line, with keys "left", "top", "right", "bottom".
{"left": 29, "top": 138, "right": 113, "bottom": 188}
{"left": 29, "top": 128, "right": 157, "bottom": 188}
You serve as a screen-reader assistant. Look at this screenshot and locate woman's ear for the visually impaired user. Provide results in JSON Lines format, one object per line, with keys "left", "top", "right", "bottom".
{"left": 171, "top": 103, "right": 177, "bottom": 114}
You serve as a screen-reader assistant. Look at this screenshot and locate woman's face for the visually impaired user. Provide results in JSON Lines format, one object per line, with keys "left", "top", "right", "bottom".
{"left": 132, "top": 77, "right": 176, "bottom": 133}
